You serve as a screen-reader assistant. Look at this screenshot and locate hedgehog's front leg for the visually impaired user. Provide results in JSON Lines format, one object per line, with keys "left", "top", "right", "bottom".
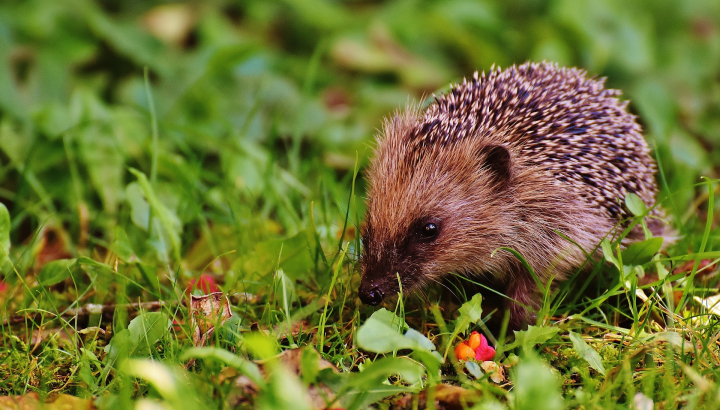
{"left": 505, "top": 272, "right": 541, "bottom": 330}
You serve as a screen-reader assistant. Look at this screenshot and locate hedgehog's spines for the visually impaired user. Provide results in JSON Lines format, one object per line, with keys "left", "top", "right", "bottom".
{"left": 404, "top": 62, "right": 658, "bottom": 222}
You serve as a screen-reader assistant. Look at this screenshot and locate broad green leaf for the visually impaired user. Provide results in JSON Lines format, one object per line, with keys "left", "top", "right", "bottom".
{"left": 260, "top": 365, "right": 314, "bottom": 410}
{"left": 78, "top": 125, "right": 124, "bottom": 214}
{"left": 240, "top": 228, "right": 317, "bottom": 283}
{"left": 454, "top": 293, "right": 483, "bottom": 335}
{"left": 37, "top": 259, "right": 76, "bottom": 287}
{"left": 444, "top": 293, "right": 484, "bottom": 358}
{"left": 217, "top": 314, "right": 243, "bottom": 346}
{"left": 104, "top": 328, "right": 133, "bottom": 372}
{"left": 404, "top": 328, "right": 436, "bottom": 352}
{"left": 0, "top": 120, "right": 32, "bottom": 165}
{"left": 632, "top": 78, "right": 676, "bottom": 141}
{"left": 300, "top": 347, "right": 322, "bottom": 385}
{"left": 111, "top": 226, "right": 138, "bottom": 263}
{"left": 78, "top": 348, "right": 99, "bottom": 390}
{"left": 625, "top": 193, "right": 648, "bottom": 216}
{"left": 123, "top": 360, "right": 182, "bottom": 403}
{"left": 465, "top": 361, "right": 483, "bottom": 379}
{"left": 122, "top": 359, "right": 204, "bottom": 410}
{"left": 243, "top": 332, "right": 278, "bottom": 360}
{"left": 180, "top": 347, "right": 263, "bottom": 386}
{"left": 357, "top": 309, "right": 419, "bottom": 353}
{"left": 601, "top": 238, "right": 620, "bottom": 270}
{"left": 0, "top": 203, "right": 9, "bottom": 258}
{"left": 506, "top": 325, "right": 560, "bottom": 350}
{"left": 351, "top": 356, "right": 425, "bottom": 389}
{"left": 341, "top": 385, "right": 412, "bottom": 410}
{"left": 512, "top": 353, "right": 563, "bottom": 410}
{"left": 128, "top": 312, "right": 171, "bottom": 356}
{"left": 369, "top": 307, "right": 409, "bottom": 332}
{"left": 126, "top": 182, "right": 151, "bottom": 231}
{"left": 84, "top": 7, "right": 167, "bottom": 71}
{"left": 128, "top": 168, "right": 182, "bottom": 262}
{"left": 568, "top": 331, "right": 606, "bottom": 376}
{"left": 621, "top": 237, "right": 664, "bottom": 266}
{"left": 35, "top": 102, "right": 76, "bottom": 138}
{"left": 76, "top": 257, "right": 115, "bottom": 296}
{"left": 411, "top": 350, "right": 443, "bottom": 385}
{"left": 76, "top": 257, "right": 114, "bottom": 274}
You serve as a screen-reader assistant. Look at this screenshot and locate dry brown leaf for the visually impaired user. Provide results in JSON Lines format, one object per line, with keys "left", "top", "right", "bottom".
{"left": 277, "top": 347, "right": 338, "bottom": 375}
{"left": 672, "top": 259, "right": 714, "bottom": 276}
{"left": 695, "top": 293, "right": 720, "bottom": 316}
{"left": 224, "top": 373, "right": 261, "bottom": 409}
{"left": 0, "top": 393, "right": 94, "bottom": 410}
{"left": 278, "top": 347, "right": 339, "bottom": 410}
{"left": 274, "top": 320, "right": 314, "bottom": 340}
{"left": 225, "top": 347, "right": 339, "bottom": 410}
{"left": 141, "top": 4, "right": 196, "bottom": 47}
{"left": 33, "top": 227, "right": 72, "bottom": 268}
{"left": 481, "top": 361, "right": 506, "bottom": 384}
{"left": 393, "top": 384, "right": 480, "bottom": 410}
{"left": 190, "top": 292, "right": 232, "bottom": 347}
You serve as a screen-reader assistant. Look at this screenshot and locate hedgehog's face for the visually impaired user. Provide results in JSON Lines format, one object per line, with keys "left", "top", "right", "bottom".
{"left": 359, "top": 214, "right": 447, "bottom": 305}
{"left": 359, "top": 126, "right": 515, "bottom": 306}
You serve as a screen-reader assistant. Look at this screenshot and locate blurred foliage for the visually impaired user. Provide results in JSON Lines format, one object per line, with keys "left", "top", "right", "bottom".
{"left": 0, "top": 0, "right": 718, "bottom": 270}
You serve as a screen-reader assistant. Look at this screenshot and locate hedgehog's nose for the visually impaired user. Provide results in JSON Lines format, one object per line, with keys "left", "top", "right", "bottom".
{"left": 360, "top": 285, "right": 384, "bottom": 305}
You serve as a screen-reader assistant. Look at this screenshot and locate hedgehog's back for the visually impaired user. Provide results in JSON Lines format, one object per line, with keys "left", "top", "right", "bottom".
{"left": 412, "top": 62, "right": 658, "bottom": 223}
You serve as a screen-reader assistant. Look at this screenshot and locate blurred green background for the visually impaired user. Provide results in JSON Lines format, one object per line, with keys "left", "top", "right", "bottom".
{"left": 0, "top": 0, "right": 718, "bottom": 281}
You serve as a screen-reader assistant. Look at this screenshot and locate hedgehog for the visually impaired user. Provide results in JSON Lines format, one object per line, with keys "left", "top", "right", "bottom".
{"left": 358, "top": 62, "right": 667, "bottom": 328}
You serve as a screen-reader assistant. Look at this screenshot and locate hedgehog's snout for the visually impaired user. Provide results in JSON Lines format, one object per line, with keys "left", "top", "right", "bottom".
{"left": 358, "top": 261, "right": 392, "bottom": 305}
{"left": 359, "top": 284, "right": 385, "bottom": 305}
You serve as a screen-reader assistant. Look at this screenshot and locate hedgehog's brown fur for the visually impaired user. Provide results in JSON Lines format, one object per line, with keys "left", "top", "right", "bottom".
{"left": 359, "top": 62, "right": 666, "bottom": 328}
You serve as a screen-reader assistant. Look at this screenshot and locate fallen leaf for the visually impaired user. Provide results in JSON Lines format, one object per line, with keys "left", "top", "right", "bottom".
{"left": 190, "top": 292, "right": 232, "bottom": 347}
{"left": 322, "top": 87, "right": 351, "bottom": 116}
{"left": 224, "top": 347, "right": 340, "bottom": 410}
{"left": 33, "top": 227, "right": 73, "bottom": 269}
{"left": 186, "top": 274, "right": 220, "bottom": 295}
{"left": 634, "top": 392, "right": 654, "bottom": 410}
{"left": 0, "top": 393, "right": 95, "bottom": 410}
{"left": 673, "top": 259, "right": 714, "bottom": 277}
{"left": 568, "top": 331, "right": 606, "bottom": 376}
{"left": 141, "top": 4, "right": 196, "bottom": 47}
{"left": 273, "top": 320, "right": 313, "bottom": 340}
{"left": 393, "top": 384, "right": 480, "bottom": 410}
{"left": 276, "top": 346, "right": 338, "bottom": 376}
{"left": 481, "top": 361, "right": 506, "bottom": 384}
{"left": 694, "top": 293, "right": 720, "bottom": 316}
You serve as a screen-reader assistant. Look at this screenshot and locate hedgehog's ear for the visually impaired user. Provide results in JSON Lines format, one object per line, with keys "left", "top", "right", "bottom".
{"left": 482, "top": 145, "right": 512, "bottom": 189}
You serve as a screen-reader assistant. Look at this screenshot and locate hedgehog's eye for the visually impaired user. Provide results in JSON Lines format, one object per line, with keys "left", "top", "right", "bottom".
{"left": 423, "top": 223, "right": 438, "bottom": 236}
{"left": 416, "top": 218, "right": 441, "bottom": 242}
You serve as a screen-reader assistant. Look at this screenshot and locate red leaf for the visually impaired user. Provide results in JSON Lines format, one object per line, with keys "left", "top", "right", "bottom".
{"left": 186, "top": 274, "right": 220, "bottom": 295}
{"left": 474, "top": 333, "right": 496, "bottom": 361}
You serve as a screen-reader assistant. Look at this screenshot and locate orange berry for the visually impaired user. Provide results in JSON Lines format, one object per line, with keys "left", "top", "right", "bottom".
{"left": 468, "top": 331, "right": 482, "bottom": 349}
{"left": 455, "top": 342, "right": 475, "bottom": 361}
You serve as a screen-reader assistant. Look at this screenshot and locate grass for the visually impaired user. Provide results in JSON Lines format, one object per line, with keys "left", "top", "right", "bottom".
{"left": 0, "top": 0, "right": 719, "bottom": 409}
